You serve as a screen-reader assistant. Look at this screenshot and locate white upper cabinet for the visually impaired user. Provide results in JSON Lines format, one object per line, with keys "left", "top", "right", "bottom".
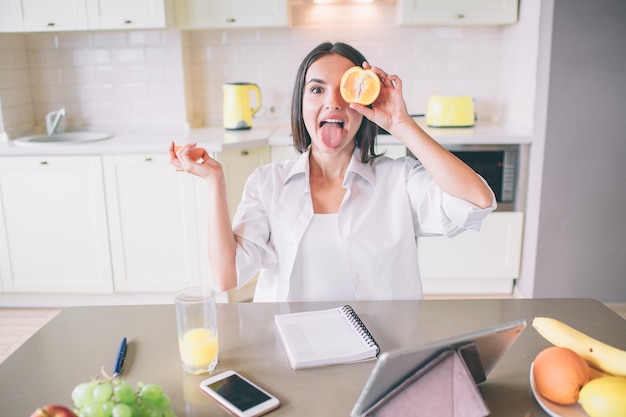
{"left": 0, "top": 0, "right": 24, "bottom": 31}
{"left": 86, "top": 0, "right": 174, "bottom": 30}
{"left": 21, "top": 0, "right": 89, "bottom": 32}
{"left": 174, "top": 0, "right": 288, "bottom": 29}
{"left": 0, "top": 0, "right": 173, "bottom": 32}
{"left": 398, "top": 0, "right": 519, "bottom": 26}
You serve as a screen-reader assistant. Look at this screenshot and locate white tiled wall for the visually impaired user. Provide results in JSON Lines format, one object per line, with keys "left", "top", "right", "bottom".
{"left": 0, "top": 34, "right": 33, "bottom": 136}
{"left": 0, "top": 2, "right": 539, "bottom": 138}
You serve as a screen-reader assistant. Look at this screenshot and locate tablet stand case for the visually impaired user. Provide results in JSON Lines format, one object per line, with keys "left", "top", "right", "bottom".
{"left": 362, "top": 344, "right": 490, "bottom": 417}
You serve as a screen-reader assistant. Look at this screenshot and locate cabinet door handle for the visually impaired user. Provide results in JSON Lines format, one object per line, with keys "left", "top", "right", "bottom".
{"left": 145, "top": 157, "right": 153, "bottom": 162}
{"left": 241, "top": 150, "right": 249, "bottom": 156}
{"left": 47, "top": 22, "right": 56, "bottom": 27}
{"left": 123, "top": 20, "right": 132, "bottom": 24}
{"left": 40, "top": 161, "right": 48, "bottom": 165}
{"left": 226, "top": 17, "right": 236, "bottom": 23}
{"left": 454, "top": 13, "right": 466, "bottom": 19}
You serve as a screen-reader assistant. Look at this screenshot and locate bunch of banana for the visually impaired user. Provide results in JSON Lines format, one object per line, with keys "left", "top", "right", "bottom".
{"left": 532, "top": 317, "right": 626, "bottom": 417}
{"left": 532, "top": 317, "right": 626, "bottom": 377}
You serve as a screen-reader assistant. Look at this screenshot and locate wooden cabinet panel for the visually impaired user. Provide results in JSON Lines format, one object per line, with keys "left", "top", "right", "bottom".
{"left": 2, "top": 0, "right": 172, "bottom": 32}
{"left": 398, "top": 0, "right": 518, "bottom": 26}
{"left": 103, "top": 154, "right": 203, "bottom": 292}
{"left": 0, "top": 0, "right": 24, "bottom": 32}
{"left": 86, "top": 0, "right": 173, "bottom": 30}
{"left": 0, "top": 156, "right": 113, "bottom": 293}
{"left": 419, "top": 211, "right": 523, "bottom": 294}
{"left": 175, "top": 0, "right": 288, "bottom": 29}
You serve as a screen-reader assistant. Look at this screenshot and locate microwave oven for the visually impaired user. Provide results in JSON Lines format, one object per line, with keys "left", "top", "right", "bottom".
{"left": 407, "top": 144, "right": 521, "bottom": 211}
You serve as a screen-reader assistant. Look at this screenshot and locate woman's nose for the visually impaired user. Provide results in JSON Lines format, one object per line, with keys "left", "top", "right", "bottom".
{"left": 325, "top": 88, "right": 344, "bottom": 110}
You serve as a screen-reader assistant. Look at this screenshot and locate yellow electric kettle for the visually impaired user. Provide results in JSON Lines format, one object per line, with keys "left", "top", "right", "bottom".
{"left": 222, "top": 83, "right": 262, "bottom": 130}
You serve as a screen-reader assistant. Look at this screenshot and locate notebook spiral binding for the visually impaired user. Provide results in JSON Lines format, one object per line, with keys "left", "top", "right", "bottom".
{"left": 342, "top": 305, "right": 381, "bottom": 355}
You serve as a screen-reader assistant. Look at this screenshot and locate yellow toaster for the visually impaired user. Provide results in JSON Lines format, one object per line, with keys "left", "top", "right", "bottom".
{"left": 426, "top": 96, "right": 475, "bottom": 128}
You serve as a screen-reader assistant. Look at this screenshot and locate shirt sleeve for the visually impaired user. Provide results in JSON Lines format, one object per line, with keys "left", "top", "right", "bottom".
{"left": 405, "top": 158, "right": 497, "bottom": 238}
{"left": 231, "top": 167, "right": 278, "bottom": 288}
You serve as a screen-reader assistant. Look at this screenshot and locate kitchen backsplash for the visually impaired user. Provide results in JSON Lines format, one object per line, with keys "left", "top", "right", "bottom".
{"left": 0, "top": 2, "right": 539, "bottom": 138}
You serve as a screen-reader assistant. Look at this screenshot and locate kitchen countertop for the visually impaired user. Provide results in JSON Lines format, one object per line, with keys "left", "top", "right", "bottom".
{"left": 0, "top": 121, "right": 531, "bottom": 157}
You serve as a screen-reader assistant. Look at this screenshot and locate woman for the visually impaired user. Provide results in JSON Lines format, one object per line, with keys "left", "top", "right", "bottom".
{"left": 170, "top": 42, "right": 496, "bottom": 302}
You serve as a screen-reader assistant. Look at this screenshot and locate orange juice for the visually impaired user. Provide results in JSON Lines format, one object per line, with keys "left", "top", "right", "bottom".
{"left": 178, "top": 327, "right": 218, "bottom": 372}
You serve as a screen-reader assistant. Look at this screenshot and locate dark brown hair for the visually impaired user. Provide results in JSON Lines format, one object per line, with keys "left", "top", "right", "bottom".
{"left": 290, "top": 42, "right": 380, "bottom": 163}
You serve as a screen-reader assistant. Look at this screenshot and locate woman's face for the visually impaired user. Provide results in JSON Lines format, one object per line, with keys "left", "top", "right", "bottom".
{"left": 302, "top": 54, "right": 363, "bottom": 155}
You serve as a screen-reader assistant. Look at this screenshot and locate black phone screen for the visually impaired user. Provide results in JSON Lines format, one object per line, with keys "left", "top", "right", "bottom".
{"left": 207, "top": 374, "right": 271, "bottom": 411}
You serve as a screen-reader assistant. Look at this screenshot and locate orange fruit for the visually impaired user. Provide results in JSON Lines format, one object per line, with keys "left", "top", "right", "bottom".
{"left": 174, "top": 145, "right": 205, "bottom": 162}
{"left": 340, "top": 66, "right": 381, "bottom": 105}
{"left": 533, "top": 346, "right": 591, "bottom": 405}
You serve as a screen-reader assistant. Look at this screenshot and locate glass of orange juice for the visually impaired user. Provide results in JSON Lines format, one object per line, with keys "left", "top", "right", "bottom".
{"left": 175, "top": 287, "right": 219, "bottom": 374}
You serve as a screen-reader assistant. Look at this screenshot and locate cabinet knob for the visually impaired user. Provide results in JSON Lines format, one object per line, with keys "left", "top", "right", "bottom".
{"left": 47, "top": 22, "right": 56, "bottom": 27}
{"left": 40, "top": 161, "right": 48, "bottom": 165}
{"left": 123, "top": 20, "right": 132, "bottom": 24}
{"left": 145, "top": 157, "right": 153, "bottom": 162}
{"left": 454, "top": 13, "right": 466, "bottom": 19}
{"left": 241, "top": 150, "right": 249, "bottom": 156}
{"left": 226, "top": 17, "right": 236, "bottom": 23}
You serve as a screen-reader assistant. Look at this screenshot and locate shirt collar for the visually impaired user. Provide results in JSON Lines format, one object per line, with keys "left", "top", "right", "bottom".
{"left": 284, "top": 147, "right": 376, "bottom": 187}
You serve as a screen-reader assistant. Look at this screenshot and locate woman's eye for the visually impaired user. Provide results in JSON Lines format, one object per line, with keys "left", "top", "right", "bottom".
{"left": 310, "top": 86, "right": 323, "bottom": 94}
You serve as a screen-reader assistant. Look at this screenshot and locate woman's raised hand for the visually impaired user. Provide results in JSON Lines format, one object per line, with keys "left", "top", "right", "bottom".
{"left": 349, "top": 62, "right": 414, "bottom": 137}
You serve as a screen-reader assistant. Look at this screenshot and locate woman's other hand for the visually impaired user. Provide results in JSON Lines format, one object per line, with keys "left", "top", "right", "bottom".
{"left": 169, "top": 142, "right": 224, "bottom": 182}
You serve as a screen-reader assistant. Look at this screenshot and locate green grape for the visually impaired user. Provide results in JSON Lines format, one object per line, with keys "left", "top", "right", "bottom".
{"left": 144, "top": 409, "right": 163, "bottom": 417}
{"left": 114, "top": 381, "right": 136, "bottom": 404}
{"left": 72, "top": 374, "right": 177, "bottom": 417}
{"left": 101, "top": 400, "right": 115, "bottom": 416}
{"left": 112, "top": 403, "right": 132, "bottom": 417}
{"left": 72, "top": 381, "right": 98, "bottom": 408}
{"left": 93, "top": 383, "right": 114, "bottom": 403}
{"left": 151, "top": 393, "right": 170, "bottom": 410}
{"left": 82, "top": 403, "right": 108, "bottom": 417}
{"left": 139, "top": 383, "right": 163, "bottom": 402}
{"left": 131, "top": 403, "right": 149, "bottom": 417}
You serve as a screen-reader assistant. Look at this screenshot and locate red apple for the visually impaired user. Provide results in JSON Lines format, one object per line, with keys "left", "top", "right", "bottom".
{"left": 30, "top": 404, "right": 78, "bottom": 417}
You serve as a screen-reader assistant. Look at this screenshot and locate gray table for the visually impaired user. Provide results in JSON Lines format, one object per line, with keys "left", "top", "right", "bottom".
{"left": 1, "top": 299, "right": 625, "bottom": 416}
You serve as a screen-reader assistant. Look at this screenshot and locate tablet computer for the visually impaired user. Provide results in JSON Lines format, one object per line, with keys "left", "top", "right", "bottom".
{"left": 350, "top": 319, "right": 527, "bottom": 417}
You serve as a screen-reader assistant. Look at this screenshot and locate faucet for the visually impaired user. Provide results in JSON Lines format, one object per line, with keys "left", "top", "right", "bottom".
{"left": 45, "top": 108, "right": 66, "bottom": 136}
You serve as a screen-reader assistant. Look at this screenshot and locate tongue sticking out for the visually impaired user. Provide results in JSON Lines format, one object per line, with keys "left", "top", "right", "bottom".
{"left": 320, "top": 122, "right": 343, "bottom": 148}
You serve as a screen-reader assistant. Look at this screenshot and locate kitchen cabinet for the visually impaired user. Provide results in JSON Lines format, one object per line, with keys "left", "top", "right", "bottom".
{"left": 419, "top": 211, "right": 524, "bottom": 294}
{"left": 174, "top": 0, "right": 288, "bottom": 29}
{"left": 21, "top": 0, "right": 90, "bottom": 32}
{"left": 214, "top": 146, "right": 271, "bottom": 219}
{"left": 270, "top": 145, "right": 298, "bottom": 164}
{"left": 0, "top": 156, "right": 113, "bottom": 293}
{"left": 376, "top": 143, "right": 407, "bottom": 159}
{"left": 0, "top": 0, "right": 24, "bottom": 32}
{"left": 0, "top": 0, "right": 172, "bottom": 33}
{"left": 102, "top": 154, "right": 204, "bottom": 292}
{"left": 86, "top": 0, "right": 174, "bottom": 30}
{"left": 203, "top": 146, "right": 270, "bottom": 302}
{"left": 397, "top": 0, "right": 519, "bottom": 26}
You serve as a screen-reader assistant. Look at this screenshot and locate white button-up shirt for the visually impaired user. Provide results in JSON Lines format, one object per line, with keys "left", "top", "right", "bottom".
{"left": 232, "top": 148, "right": 496, "bottom": 302}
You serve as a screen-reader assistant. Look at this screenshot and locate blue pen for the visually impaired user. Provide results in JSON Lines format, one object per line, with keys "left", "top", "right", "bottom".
{"left": 113, "top": 337, "right": 127, "bottom": 377}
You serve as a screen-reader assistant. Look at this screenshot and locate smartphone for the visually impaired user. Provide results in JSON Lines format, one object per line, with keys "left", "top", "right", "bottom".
{"left": 199, "top": 370, "right": 280, "bottom": 417}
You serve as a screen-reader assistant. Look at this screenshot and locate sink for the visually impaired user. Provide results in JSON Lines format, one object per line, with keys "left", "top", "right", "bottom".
{"left": 14, "top": 131, "right": 113, "bottom": 147}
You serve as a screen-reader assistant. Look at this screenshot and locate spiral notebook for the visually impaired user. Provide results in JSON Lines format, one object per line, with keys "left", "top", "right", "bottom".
{"left": 275, "top": 305, "right": 380, "bottom": 370}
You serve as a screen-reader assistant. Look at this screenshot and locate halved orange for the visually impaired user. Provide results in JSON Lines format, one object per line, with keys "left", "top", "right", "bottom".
{"left": 340, "top": 66, "right": 381, "bottom": 106}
